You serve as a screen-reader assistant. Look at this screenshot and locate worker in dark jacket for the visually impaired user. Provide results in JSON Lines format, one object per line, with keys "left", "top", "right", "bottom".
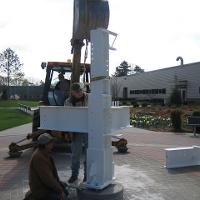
{"left": 54, "top": 73, "right": 70, "bottom": 105}
{"left": 28, "top": 133, "right": 68, "bottom": 200}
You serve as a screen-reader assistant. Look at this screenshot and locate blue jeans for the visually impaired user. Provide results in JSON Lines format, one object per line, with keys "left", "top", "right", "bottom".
{"left": 71, "top": 133, "right": 88, "bottom": 178}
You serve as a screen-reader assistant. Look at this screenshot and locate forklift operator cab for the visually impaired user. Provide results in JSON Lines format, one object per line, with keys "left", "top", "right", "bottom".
{"left": 41, "top": 61, "right": 90, "bottom": 106}
{"left": 49, "top": 72, "right": 70, "bottom": 106}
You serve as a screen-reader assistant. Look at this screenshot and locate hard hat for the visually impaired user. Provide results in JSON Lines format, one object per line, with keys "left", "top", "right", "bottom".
{"left": 71, "top": 83, "right": 82, "bottom": 92}
{"left": 37, "top": 133, "right": 54, "bottom": 144}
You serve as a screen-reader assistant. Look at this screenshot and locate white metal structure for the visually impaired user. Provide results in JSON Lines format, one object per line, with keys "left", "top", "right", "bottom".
{"left": 165, "top": 146, "right": 200, "bottom": 168}
{"left": 40, "top": 28, "right": 130, "bottom": 189}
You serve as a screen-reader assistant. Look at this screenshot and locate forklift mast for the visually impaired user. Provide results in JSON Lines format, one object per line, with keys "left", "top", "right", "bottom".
{"left": 71, "top": 0, "right": 109, "bottom": 83}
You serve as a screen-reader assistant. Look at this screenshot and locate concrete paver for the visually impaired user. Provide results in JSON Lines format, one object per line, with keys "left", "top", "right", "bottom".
{"left": 0, "top": 125, "right": 200, "bottom": 199}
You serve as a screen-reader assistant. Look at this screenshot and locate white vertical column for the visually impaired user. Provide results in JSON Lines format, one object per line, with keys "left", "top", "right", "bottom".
{"left": 86, "top": 28, "right": 114, "bottom": 189}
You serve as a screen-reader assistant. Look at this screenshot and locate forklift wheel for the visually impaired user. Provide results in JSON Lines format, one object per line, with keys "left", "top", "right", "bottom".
{"left": 117, "top": 147, "right": 128, "bottom": 154}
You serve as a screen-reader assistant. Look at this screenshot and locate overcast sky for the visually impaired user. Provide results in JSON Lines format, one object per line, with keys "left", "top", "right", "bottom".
{"left": 1, "top": 0, "right": 200, "bottom": 82}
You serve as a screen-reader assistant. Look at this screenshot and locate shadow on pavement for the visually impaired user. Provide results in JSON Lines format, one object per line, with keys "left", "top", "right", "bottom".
{"left": 167, "top": 165, "right": 200, "bottom": 174}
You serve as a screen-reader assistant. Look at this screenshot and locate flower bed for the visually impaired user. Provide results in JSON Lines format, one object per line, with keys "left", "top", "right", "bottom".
{"left": 129, "top": 105, "right": 199, "bottom": 132}
{"left": 130, "top": 113, "right": 172, "bottom": 131}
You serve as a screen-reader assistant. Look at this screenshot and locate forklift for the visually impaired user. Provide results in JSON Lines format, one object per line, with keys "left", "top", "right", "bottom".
{"left": 8, "top": 61, "right": 127, "bottom": 157}
{"left": 9, "top": 61, "right": 90, "bottom": 157}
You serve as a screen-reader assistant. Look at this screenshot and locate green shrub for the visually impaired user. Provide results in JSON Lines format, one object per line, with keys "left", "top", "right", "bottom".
{"left": 120, "top": 101, "right": 127, "bottom": 106}
{"left": 141, "top": 102, "right": 148, "bottom": 107}
{"left": 170, "top": 89, "right": 182, "bottom": 106}
{"left": 170, "top": 110, "right": 182, "bottom": 131}
{"left": 131, "top": 100, "right": 138, "bottom": 107}
{"left": 120, "top": 100, "right": 132, "bottom": 106}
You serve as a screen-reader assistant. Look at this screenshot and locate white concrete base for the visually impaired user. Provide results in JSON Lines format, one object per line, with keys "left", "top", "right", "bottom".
{"left": 165, "top": 146, "right": 200, "bottom": 168}
{"left": 77, "top": 183, "right": 123, "bottom": 200}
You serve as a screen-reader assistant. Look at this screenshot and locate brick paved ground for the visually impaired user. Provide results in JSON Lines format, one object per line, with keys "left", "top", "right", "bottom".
{"left": 0, "top": 124, "right": 200, "bottom": 200}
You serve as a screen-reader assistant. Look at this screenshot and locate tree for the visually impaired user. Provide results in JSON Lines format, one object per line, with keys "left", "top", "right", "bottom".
{"left": 170, "top": 109, "right": 182, "bottom": 131}
{"left": 40, "top": 80, "right": 45, "bottom": 85}
{"left": 170, "top": 88, "right": 182, "bottom": 106}
{"left": 114, "top": 61, "right": 131, "bottom": 77}
{"left": 0, "top": 48, "right": 23, "bottom": 87}
{"left": 21, "top": 79, "right": 30, "bottom": 86}
{"left": 133, "top": 65, "right": 144, "bottom": 73}
{"left": 111, "top": 75, "right": 122, "bottom": 101}
{"left": 10, "top": 72, "right": 25, "bottom": 86}
{"left": 0, "top": 75, "right": 7, "bottom": 86}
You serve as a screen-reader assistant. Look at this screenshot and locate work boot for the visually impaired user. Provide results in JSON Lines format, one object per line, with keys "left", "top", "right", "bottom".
{"left": 68, "top": 175, "right": 78, "bottom": 183}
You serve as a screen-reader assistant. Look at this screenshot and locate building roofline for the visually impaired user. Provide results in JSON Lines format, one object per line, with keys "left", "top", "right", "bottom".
{"left": 147, "top": 61, "right": 200, "bottom": 73}
{"left": 119, "top": 61, "right": 200, "bottom": 78}
{"left": 113, "top": 61, "right": 200, "bottom": 79}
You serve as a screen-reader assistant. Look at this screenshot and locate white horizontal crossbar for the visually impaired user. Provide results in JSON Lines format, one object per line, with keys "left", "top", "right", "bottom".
{"left": 39, "top": 106, "right": 130, "bottom": 134}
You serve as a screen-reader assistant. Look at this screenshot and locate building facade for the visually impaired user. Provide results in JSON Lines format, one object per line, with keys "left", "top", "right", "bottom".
{"left": 111, "top": 62, "right": 200, "bottom": 104}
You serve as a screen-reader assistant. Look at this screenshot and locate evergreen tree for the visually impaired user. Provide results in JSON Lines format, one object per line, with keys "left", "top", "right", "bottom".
{"left": 170, "top": 88, "right": 182, "bottom": 106}
{"left": 133, "top": 65, "right": 144, "bottom": 73}
{"left": 114, "top": 61, "right": 131, "bottom": 77}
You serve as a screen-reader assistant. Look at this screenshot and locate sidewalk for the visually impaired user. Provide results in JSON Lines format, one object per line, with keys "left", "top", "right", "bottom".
{"left": 0, "top": 125, "right": 200, "bottom": 200}
{"left": 0, "top": 123, "right": 32, "bottom": 137}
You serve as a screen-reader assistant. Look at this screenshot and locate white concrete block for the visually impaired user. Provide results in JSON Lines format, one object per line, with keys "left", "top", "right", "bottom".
{"left": 165, "top": 146, "right": 200, "bottom": 168}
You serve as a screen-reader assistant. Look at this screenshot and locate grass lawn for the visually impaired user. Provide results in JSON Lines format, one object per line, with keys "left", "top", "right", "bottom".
{"left": 0, "top": 100, "right": 38, "bottom": 107}
{"left": 0, "top": 109, "right": 33, "bottom": 131}
{"left": 0, "top": 100, "right": 37, "bottom": 131}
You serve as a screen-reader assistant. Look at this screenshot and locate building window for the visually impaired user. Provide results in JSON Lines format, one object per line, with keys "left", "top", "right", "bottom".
{"left": 129, "top": 88, "right": 166, "bottom": 95}
{"left": 162, "top": 88, "right": 166, "bottom": 94}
